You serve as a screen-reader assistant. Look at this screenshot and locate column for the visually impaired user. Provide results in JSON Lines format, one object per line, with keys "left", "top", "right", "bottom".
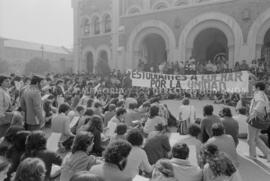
{"left": 228, "top": 44, "right": 235, "bottom": 68}
{"left": 72, "top": 0, "right": 79, "bottom": 73}
{"left": 143, "top": 0, "right": 150, "bottom": 12}
{"left": 255, "top": 43, "right": 263, "bottom": 60}
{"left": 112, "top": 0, "right": 120, "bottom": 69}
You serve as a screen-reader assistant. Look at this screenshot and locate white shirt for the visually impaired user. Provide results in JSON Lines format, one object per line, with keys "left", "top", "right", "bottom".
{"left": 179, "top": 105, "right": 195, "bottom": 123}
{"left": 233, "top": 114, "right": 248, "bottom": 136}
{"left": 123, "top": 146, "right": 153, "bottom": 179}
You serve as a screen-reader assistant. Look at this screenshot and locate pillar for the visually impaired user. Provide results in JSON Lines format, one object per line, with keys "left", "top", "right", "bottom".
{"left": 255, "top": 43, "right": 263, "bottom": 60}
{"left": 112, "top": 0, "right": 120, "bottom": 69}
{"left": 228, "top": 44, "right": 235, "bottom": 68}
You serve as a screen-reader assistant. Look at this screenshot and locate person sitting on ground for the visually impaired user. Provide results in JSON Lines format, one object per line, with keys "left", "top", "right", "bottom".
{"left": 21, "top": 131, "right": 62, "bottom": 180}
{"left": 75, "top": 108, "right": 94, "bottom": 133}
{"left": 178, "top": 124, "right": 203, "bottom": 165}
{"left": 70, "top": 171, "right": 104, "bottom": 181}
{"left": 205, "top": 123, "right": 239, "bottom": 167}
{"left": 90, "top": 141, "right": 132, "bottom": 181}
{"left": 233, "top": 107, "right": 248, "bottom": 139}
{"left": 60, "top": 132, "right": 97, "bottom": 181}
{"left": 104, "top": 104, "right": 116, "bottom": 128}
{"left": 106, "top": 108, "right": 126, "bottom": 138}
{"left": 170, "top": 143, "right": 202, "bottom": 181}
{"left": 123, "top": 129, "right": 153, "bottom": 179}
{"left": 144, "top": 105, "right": 166, "bottom": 135}
{"left": 220, "top": 107, "right": 239, "bottom": 146}
{"left": 200, "top": 105, "right": 221, "bottom": 143}
{"left": 110, "top": 123, "right": 127, "bottom": 144}
{"left": 124, "top": 102, "right": 142, "bottom": 128}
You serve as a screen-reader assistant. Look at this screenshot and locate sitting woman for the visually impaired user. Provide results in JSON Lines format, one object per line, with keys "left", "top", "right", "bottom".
{"left": 60, "top": 132, "right": 97, "bottom": 181}
{"left": 151, "top": 159, "right": 177, "bottom": 181}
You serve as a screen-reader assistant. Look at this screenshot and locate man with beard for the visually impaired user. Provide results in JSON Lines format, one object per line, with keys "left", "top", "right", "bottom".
{"left": 20, "top": 75, "right": 45, "bottom": 131}
{"left": 90, "top": 141, "right": 132, "bottom": 181}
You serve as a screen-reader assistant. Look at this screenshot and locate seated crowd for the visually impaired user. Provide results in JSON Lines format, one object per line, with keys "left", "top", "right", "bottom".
{"left": 0, "top": 73, "right": 269, "bottom": 181}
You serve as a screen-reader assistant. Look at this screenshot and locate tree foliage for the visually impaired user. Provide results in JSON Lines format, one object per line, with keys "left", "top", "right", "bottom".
{"left": 95, "top": 58, "right": 111, "bottom": 76}
{"left": 24, "top": 57, "right": 51, "bottom": 75}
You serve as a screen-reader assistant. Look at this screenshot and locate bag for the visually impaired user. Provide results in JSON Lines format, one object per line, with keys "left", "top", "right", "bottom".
{"left": 247, "top": 108, "right": 270, "bottom": 129}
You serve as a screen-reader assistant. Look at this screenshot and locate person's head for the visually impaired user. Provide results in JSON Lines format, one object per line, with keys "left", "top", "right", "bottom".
{"left": 58, "top": 103, "right": 70, "bottom": 114}
{"left": 88, "top": 115, "right": 103, "bottom": 132}
{"left": 238, "top": 107, "right": 247, "bottom": 115}
{"left": 13, "top": 131, "right": 31, "bottom": 152}
{"left": 108, "top": 104, "right": 116, "bottom": 112}
{"left": 4, "top": 126, "right": 25, "bottom": 144}
{"left": 255, "top": 82, "right": 266, "bottom": 91}
{"left": 25, "top": 131, "right": 47, "bottom": 156}
{"left": 76, "top": 106, "right": 85, "bottom": 115}
{"left": 23, "top": 77, "right": 31, "bottom": 85}
{"left": 104, "top": 141, "right": 132, "bottom": 170}
{"left": 172, "top": 143, "right": 189, "bottom": 160}
{"left": 155, "top": 123, "right": 165, "bottom": 132}
{"left": 115, "top": 124, "right": 127, "bottom": 136}
{"left": 149, "top": 105, "right": 159, "bottom": 118}
{"left": 116, "top": 100, "right": 125, "bottom": 108}
{"left": 116, "top": 108, "right": 127, "bottom": 120}
{"left": 14, "top": 158, "right": 46, "bottom": 181}
{"left": 70, "top": 172, "right": 104, "bottom": 181}
{"left": 0, "top": 75, "right": 10, "bottom": 88}
{"left": 221, "top": 107, "right": 232, "bottom": 118}
{"left": 31, "top": 75, "right": 45, "bottom": 89}
{"left": 128, "top": 102, "right": 137, "bottom": 110}
{"left": 86, "top": 99, "right": 94, "bottom": 108}
{"left": 212, "top": 123, "right": 225, "bottom": 136}
{"left": 188, "top": 124, "right": 201, "bottom": 138}
{"left": 71, "top": 132, "right": 94, "bottom": 154}
{"left": 56, "top": 80, "right": 64, "bottom": 87}
{"left": 93, "top": 102, "right": 103, "bottom": 113}
{"left": 182, "top": 98, "right": 190, "bottom": 105}
{"left": 153, "top": 159, "right": 174, "bottom": 178}
{"left": 84, "top": 108, "right": 94, "bottom": 116}
{"left": 126, "top": 129, "right": 143, "bottom": 146}
{"left": 203, "top": 105, "right": 214, "bottom": 116}
{"left": 199, "top": 144, "right": 219, "bottom": 167}
{"left": 142, "top": 102, "right": 151, "bottom": 112}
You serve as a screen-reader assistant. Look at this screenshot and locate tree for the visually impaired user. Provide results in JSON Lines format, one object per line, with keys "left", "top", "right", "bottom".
{"left": 0, "top": 59, "right": 10, "bottom": 73}
{"left": 24, "top": 57, "right": 51, "bottom": 75}
{"left": 95, "top": 58, "right": 111, "bottom": 76}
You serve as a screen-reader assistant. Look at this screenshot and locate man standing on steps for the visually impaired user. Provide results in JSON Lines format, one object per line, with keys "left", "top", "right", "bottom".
{"left": 21, "top": 75, "right": 45, "bottom": 131}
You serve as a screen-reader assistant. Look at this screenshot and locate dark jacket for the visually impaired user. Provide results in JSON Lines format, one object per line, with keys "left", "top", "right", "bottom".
{"left": 200, "top": 115, "right": 221, "bottom": 143}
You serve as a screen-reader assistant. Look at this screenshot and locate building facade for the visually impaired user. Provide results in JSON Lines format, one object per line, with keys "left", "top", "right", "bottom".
{"left": 0, "top": 37, "right": 73, "bottom": 74}
{"left": 72, "top": 0, "right": 270, "bottom": 73}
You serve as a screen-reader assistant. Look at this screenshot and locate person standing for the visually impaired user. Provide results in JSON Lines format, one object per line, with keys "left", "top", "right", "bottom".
{"left": 20, "top": 75, "right": 45, "bottom": 131}
{"left": 0, "top": 75, "right": 12, "bottom": 138}
{"left": 178, "top": 98, "right": 196, "bottom": 134}
{"left": 248, "top": 82, "right": 270, "bottom": 161}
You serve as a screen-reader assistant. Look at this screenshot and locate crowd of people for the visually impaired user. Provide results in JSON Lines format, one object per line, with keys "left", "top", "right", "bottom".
{"left": 0, "top": 69, "right": 270, "bottom": 181}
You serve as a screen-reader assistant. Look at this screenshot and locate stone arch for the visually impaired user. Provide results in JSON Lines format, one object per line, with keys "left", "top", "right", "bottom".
{"left": 126, "top": 5, "right": 142, "bottom": 15}
{"left": 247, "top": 8, "right": 270, "bottom": 60}
{"left": 179, "top": 12, "right": 243, "bottom": 67}
{"left": 90, "top": 13, "right": 102, "bottom": 35}
{"left": 127, "top": 20, "right": 176, "bottom": 69}
{"left": 97, "top": 45, "right": 112, "bottom": 67}
{"left": 82, "top": 46, "right": 96, "bottom": 73}
{"left": 152, "top": 0, "right": 170, "bottom": 10}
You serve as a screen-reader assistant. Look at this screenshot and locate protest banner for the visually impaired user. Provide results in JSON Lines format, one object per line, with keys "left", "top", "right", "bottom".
{"left": 129, "top": 70, "right": 249, "bottom": 93}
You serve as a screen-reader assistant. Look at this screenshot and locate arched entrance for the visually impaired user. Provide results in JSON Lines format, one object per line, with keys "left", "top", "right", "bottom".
{"left": 138, "top": 33, "right": 167, "bottom": 71}
{"left": 261, "top": 28, "right": 270, "bottom": 62}
{"left": 193, "top": 28, "right": 228, "bottom": 63}
{"left": 86, "top": 52, "right": 94, "bottom": 73}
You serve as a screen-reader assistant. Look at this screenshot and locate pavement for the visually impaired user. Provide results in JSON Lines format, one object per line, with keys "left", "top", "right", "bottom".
{"left": 162, "top": 99, "right": 270, "bottom": 181}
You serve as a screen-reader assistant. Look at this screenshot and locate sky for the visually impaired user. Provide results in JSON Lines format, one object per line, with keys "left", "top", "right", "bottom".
{"left": 0, "top": 0, "right": 73, "bottom": 48}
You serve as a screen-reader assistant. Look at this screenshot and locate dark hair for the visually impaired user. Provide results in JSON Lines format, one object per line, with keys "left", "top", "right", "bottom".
{"left": 12, "top": 131, "right": 31, "bottom": 152}
{"left": 255, "top": 82, "right": 266, "bottom": 91}
{"left": 87, "top": 99, "right": 94, "bottom": 108}
{"left": 94, "top": 102, "right": 102, "bottom": 108}
{"left": 14, "top": 158, "right": 46, "bottom": 181}
{"left": 221, "top": 107, "right": 232, "bottom": 117}
{"left": 203, "top": 105, "right": 213, "bottom": 116}
{"left": 70, "top": 171, "right": 104, "bottom": 181}
{"left": 128, "top": 103, "right": 137, "bottom": 110}
{"left": 88, "top": 115, "right": 103, "bottom": 132}
{"left": 4, "top": 126, "right": 25, "bottom": 143}
{"left": 115, "top": 124, "right": 127, "bottom": 135}
{"left": 155, "top": 123, "right": 164, "bottom": 132}
{"left": 30, "top": 75, "right": 44, "bottom": 85}
{"left": 116, "top": 100, "right": 125, "bottom": 108}
{"left": 188, "top": 124, "right": 201, "bottom": 138}
{"left": 199, "top": 144, "right": 219, "bottom": 167}
{"left": 25, "top": 131, "right": 47, "bottom": 156}
{"left": 154, "top": 159, "right": 174, "bottom": 178}
{"left": 126, "top": 129, "right": 143, "bottom": 146}
{"left": 76, "top": 106, "right": 85, "bottom": 113}
{"left": 116, "top": 108, "right": 126, "bottom": 117}
{"left": 58, "top": 103, "right": 70, "bottom": 114}
{"left": 104, "top": 141, "right": 132, "bottom": 165}
{"left": 172, "top": 143, "right": 189, "bottom": 160}
{"left": 149, "top": 105, "right": 159, "bottom": 118}
{"left": 71, "top": 132, "right": 94, "bottom": 154}
{"left": 142, "top": 102, "right": 151, "bottom": 108}
{"left": 238, "top": 107, "right": 247, "bottom": 115}
{"left": 212, "top": 123, "right": 225, "bottom": 136}
{"left": 108, "top": 104, "right": 116, "bottom": 111}
{"left": 84, "top": 108, "right": 94, "bottom": 116}
{"left": 182, "top": 98, "right": 190, "bottom": 105}
{"left": 0, "top": 75, "right": 9, "bottom": 86}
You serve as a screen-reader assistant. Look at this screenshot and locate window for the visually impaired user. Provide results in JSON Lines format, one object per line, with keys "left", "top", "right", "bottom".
{"left": 93, "top": 16, "right": 100, "bottom": 34}
{"left": 82, "top": 18, "right": 90, "bottom": 35}
{"left": 127, "top": 7, "right": 141, "bottom": 15}
{"left": 104, "top": 14, "right": 112, "bottom": 33}
{"left": 175, "top": 0, "right": 189, "bottom": 6}
{"left": 153, "top": 2, "right": 168, "bottom": 10}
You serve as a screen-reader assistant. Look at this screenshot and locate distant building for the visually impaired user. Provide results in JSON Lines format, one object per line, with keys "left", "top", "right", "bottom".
{"left": 0, "top": 37, "right": 73, "bottom": 74}
{"left": 72, "top": 0, "right": 270, "bottom": 73}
